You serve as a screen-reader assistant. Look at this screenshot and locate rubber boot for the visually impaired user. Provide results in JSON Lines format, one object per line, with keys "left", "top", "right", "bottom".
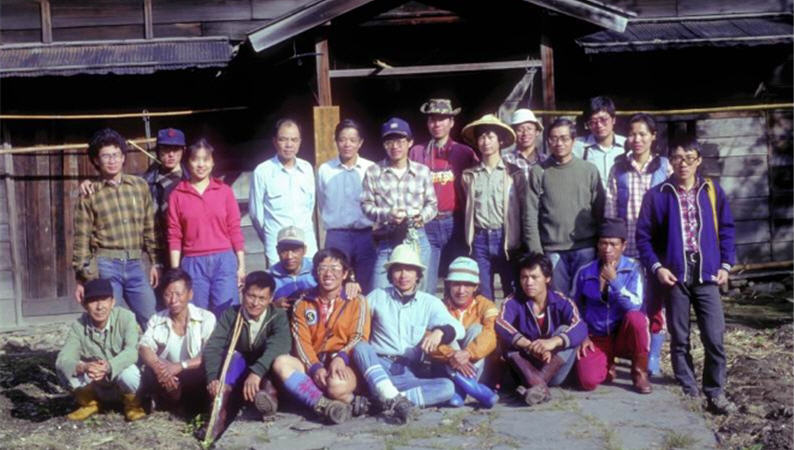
{"left": 507, "top": 352, "right": 550, "bottom": 406}
{"left": 254, "top": 377, "right": 279, "bottom": 418}
{"left": 632, "top": 354, "right": 652, "bottom": 394}
{"left": 122, "top": 393, "right": 147, "bottom": 421}
{"left": 648, "top": 332, "right": 664, "bottom": 376}
{"left": 451, "top": 372, "right": 498, "bottom": 408}
{"left": 538, "top": 354, "right": 566, "bottom": 384}
{"left": 313, "top": 397, "right": 352, "bottom": 424}
{"left": 447, "top": 385, "right": 465, "bottom": 408}
{"left": 67, "top": 386, "right": 100, "bottom": 421}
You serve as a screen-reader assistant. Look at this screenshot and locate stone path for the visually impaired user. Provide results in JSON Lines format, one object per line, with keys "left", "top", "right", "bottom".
{"left": 217, "top": 363, "right": 718, "bottom": 450}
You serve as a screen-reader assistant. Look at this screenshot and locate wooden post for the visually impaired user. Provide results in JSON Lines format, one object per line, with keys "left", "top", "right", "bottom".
{"left": 143, "top": 0, "right": 154, "bottom": 39}
{"left": 3, "top": 149, "right": 24, "bottom": 328}
{"left": 40, "top": 0, "right": 52, "bottom": 44}
{"left": 540, "top": 33, "right": 556, "bottom": 112}
{"left": 315, "top": 39, "right": 332, "bottom": 106}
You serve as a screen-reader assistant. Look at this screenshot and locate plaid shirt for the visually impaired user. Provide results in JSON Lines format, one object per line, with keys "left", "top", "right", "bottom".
{"left": 73, "top": 174, "right": 159, "bottom": 280}
{"left": 502, "top": 149, "right": 544, "bottom": 181}
{"left": 360, "top": 159, "right": 438, "bottom": 227}
{"left": 677, "top": 182, "right": 701, "bottom": 253}
{"left": 605, "top": 155, "right": 673, "bottom": 257}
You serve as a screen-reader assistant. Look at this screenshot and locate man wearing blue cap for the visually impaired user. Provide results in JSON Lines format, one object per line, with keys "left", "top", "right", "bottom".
{"left": 361, "top": 117, "right": 438, "bottom": 292}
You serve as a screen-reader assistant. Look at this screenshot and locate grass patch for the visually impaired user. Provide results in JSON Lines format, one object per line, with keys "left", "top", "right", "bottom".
{"left": 661, "top": 430, "right": 698, "bottom": 449}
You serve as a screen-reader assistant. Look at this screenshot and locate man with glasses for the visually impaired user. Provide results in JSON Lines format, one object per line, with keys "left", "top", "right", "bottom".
{"left": 573, "top": 96, "right": 626, "bottom": 189}
{"left": 361, "top": 117, "right": 437, "bottom": 292}
{"left": 636, "top": 138, "right": 737, "bottom": 415}
{"left": 527, "top": 118, "right": 605, "bottom": 294}
{"left": 73, "top": 128, "right": 161, "bottom": 329}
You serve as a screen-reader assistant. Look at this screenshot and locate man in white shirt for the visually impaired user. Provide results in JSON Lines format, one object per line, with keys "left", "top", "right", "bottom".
{"left": 249, "top": 119, "right": 317, "bottom": 267}
{"left": 573, "top": 96, "right": 626, "bottom": 189}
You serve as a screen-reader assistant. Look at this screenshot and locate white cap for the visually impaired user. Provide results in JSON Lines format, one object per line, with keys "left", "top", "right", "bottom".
{"left": 510, "top": 108, "right": 544, "bottom": 131}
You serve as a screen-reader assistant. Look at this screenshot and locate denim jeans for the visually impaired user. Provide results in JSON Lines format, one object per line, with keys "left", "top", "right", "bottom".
{"left": 372, "top": 228, "right": 432, "bottom": 293}
{"left": 181, "top": 250, "right": 240, "bottom": 317}
{"left": 325, "top": 228, "right": 377, "bottom": 295}
{"left": 424, "top": 215, "right": 455, "bottom": 297}
{"left": 432, "top": 323, "right": 487, "bottom": 381}
{"left": 472, "top": 228, "right": 514, "bottom": 300}
{"left": 547, "top": 247, "right": 596, "bottom": 296}
{"left": 97, "top": 257, "right": 157, "bottom": 329}
{"left": 352, "top": 341, "right": 455, "bottom": 407}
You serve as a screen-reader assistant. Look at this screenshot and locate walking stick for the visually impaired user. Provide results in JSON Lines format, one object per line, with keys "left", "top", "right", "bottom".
{"left": 203, "top": 308, "right": 244, "bottom": 447}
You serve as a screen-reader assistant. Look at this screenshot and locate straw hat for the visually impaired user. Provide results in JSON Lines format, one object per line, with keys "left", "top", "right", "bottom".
{"left": 461, "top": 114, "right": 516, "bottom": 148}
{"left": 445, "top": 257, "right": 480, "bottom": 284}
{"left": 383, "top": 244, "right": 426, "bottom": 272}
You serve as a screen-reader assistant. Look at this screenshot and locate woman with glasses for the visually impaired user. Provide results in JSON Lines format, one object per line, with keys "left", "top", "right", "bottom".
{"left": 167, "top": 139, "right": 245, "bottom": 317}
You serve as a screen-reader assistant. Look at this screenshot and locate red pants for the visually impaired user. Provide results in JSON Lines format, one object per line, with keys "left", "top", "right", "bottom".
{"left": 576, "top": 311, "right": 650, "bottom": 391}
{"left": 647, "top": 280, "right": 666, "bottom": 334}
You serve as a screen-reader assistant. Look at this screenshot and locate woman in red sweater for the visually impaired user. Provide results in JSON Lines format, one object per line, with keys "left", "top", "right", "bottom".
{"left": 167, "top": 139, "right": 245, "bottom": 316}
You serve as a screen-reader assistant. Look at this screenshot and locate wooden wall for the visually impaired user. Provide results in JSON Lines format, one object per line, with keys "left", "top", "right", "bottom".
{"left": 0, "top": 154, "right": 20, "bottom": 328}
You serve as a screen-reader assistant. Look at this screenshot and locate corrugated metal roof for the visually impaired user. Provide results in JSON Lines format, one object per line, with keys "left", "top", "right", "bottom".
{"left": 576, "top": 14, "right": 793, "bottom": 53}
{"left": 0, "top": 37, "right": 234, "bottom": 78}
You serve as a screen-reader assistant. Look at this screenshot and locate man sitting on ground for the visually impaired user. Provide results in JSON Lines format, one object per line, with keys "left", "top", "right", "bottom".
{"left": 272, "top": 248, "right": 371, "bottom": 423}
{"left": 56, "top": 279, "right": 145, "bottom": 422}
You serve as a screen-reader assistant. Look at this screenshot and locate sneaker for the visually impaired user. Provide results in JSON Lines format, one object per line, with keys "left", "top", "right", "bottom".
{"left": 382, "top": 394, "right": 416, "bottom": 424}
{"left": 707, "top": 394, "right": 737, "bottom": 415}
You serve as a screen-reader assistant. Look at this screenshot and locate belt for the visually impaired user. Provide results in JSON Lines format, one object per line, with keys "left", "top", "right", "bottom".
{"left": 96, "top": 249, "right": 142, "bottom": 260}
{"left": 433, "top": 211, "right": 454, "bottom": 220}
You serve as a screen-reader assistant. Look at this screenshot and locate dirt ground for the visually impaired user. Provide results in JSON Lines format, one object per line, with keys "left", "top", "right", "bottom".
{"left": 0, "top": 283, "right": 791, "bottom": 450}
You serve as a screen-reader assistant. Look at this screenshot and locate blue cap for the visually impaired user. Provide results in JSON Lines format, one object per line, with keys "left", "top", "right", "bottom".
{"left": 381, "top": 117, "right": 412, "bottom": 140}
{"left": 156, "top": 128, "right": 186, "bottom": 147}
{"left": 83, "top": 278, "right": 114, "bottom": 302}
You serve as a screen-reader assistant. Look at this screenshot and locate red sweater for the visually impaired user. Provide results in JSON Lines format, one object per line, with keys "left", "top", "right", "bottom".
{"left": 167, "top": 178, "right": 245, "bottom": 256}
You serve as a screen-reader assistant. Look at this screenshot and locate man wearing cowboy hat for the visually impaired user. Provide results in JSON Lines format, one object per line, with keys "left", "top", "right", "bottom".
{"left": 428, "top": 256, "right": 499, "bottom": 408}
{"left": 409, "top": 99, "right": 479, "bottom": 296}
{"left": 351, "top": 244, "right": 464, "bottom": 422}
{"left": 460, "top": 114, "right": 530, "bottom": 300}
{"left": 505, "top": 108, "right": 546, "bottom": 181}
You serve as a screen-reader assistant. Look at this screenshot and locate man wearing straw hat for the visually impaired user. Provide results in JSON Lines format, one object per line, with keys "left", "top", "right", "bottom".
{"left": 352, "top": 244, "right": 464, "bottom": 423}
{"left": 409, "top": 98, "right": 479, "bottom": 295}
{"left": 460, "top": 114, "right": 529, "bottom": 300}
{"left": 505, "top": 108, "right": 546, "bottom": 181}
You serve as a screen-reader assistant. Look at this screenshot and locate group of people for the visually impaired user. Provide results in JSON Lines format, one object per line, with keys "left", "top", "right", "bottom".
{"left": 57, "top": 94, "right": 738, "bottom": 441}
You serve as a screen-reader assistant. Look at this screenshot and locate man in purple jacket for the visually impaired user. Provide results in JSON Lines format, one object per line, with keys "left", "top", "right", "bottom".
{"left": 495, "top": 253, "right": 587, "bottom": 406}
{"left": 636, "top": 137, "right": 737, "bottom": 415}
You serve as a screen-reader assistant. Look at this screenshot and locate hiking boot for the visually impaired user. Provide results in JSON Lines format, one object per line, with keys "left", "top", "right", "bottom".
{"left": 381, "top": 394, "right": 416, "bottom": 424}
{"left": 254, "top": 390, "right": 278, "bottom": 418}
{"left": 707, "top": 394, "right": 737, "bottom": 415}
{"left": 516, "top": 384, "right": 551, "bottom": 406}
{"left": 67, "top": 386, "right": 100, "bottom": 421}
{"left": 506, "top": 352, "right": 545, "bottom": 387}
{"left": 351, "top": 395, "right": 371, "bottom": 417}
{"left": 122, "top": 393, "right": 147, "bottom": 422}
{"left": 314, "top": 397, "right": 352, "bottom": 424}
{"left": 631, "top": 354, "right": 652, "bottom": 394}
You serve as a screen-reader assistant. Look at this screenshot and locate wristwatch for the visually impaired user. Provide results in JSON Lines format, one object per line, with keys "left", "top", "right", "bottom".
{"left": 181, "top": 360, "right": 189, "bottom": 370}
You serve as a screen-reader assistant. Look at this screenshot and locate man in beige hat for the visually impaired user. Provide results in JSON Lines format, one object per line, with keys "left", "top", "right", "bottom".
{"left": 409, "top": 99, "right": 479, "bottom": 295}
{"left": 505, "top": 108, "right": 546, "bottom": 180}
{"left": 460, "top": 114, "right": 530, "bottom": 300}
{"left": 351, "top": 244, "right": 464, "bottom": 422}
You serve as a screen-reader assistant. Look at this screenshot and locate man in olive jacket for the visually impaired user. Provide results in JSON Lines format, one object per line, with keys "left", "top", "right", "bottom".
{"left": 201, "top": 271, "right": 291, "bottom": 440}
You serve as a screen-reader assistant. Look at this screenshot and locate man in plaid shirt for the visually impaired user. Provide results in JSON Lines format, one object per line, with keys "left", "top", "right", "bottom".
{"left": 73, "top": 128, "right": 161, "bottom": 329}
{"left": 361, "top": 117, "right": 437, "bottom": 293}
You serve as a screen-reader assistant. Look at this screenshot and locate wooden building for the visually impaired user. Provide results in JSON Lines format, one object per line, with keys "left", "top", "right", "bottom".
{"left": 0, "top": 0, "right": 792, "bottom": 328}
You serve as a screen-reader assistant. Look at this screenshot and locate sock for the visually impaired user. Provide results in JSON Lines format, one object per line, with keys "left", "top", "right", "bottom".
{"left": 363, "top": 365, "right": 399, "bottom": 400}
{"left": 284, "top": 372, "right": 323, "bottom": 409}
{"left": 402, "top": 387, "right": 424, "bottom": 407}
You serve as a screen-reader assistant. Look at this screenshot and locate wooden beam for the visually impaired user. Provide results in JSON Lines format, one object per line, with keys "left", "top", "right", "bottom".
{"left": 540, "top": 34, "right": 556, "bottom": 111}
{"left": 143, "top": 0, "right": 154, "bottom": 39}
{"left": 39, "top": 0, "right": 52, "bottom": 44}
{"left": 2, "top": 149, "right": 24, "bottom": 327}
{"left": 330, "top": 59, "right": 542, "bottom": 78}
{"left": 315, "top": 39, "right": 332, "bottom": 106}
{"left": 522, "top": 0, "right": 632, "bottom": 32}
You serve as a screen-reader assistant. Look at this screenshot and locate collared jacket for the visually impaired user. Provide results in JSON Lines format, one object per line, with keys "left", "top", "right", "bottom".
{"left": 56, "top": 308, "right": 140, "bottom": 383}
{"left": 203, "top": 304, "right": 291, "bottom": 380}
{"left": 368, "top": 286, "right": 464, "bottom": 357}
{"left": 142, "top": 162, "right": 188, "bottom": 265}
{"left": 433, "top": 295, "right": 499, "bottom": 362}
{"left": 291, "top": 288, "right": 371, "bottom": 377}
{"left": 571, "top": 255, "right": 644, "bottom": 337}
{"left": 461, "top": 159, "right": 529, "bottom": 257}
{"left": 139, "top": 303, "right": 216, "bottom": 361}
{"left": 495, "top": 289, "right": 587, "bottom": 352}
{"left": 271, "top": 257, "right": 316, "bottom": 300}
{"left": 573, "top": 133, "right": 626, "bottom": 189}
{"left": 636, "top": 177, "right": 736, "bottom": 285}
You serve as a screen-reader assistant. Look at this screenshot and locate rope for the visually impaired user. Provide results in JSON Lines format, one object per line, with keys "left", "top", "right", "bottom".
{"left": 0, "top": 106, "right": 247, "bottom": 120}
{"left": 0, "top": 138, "right": 156, "bottom": 155}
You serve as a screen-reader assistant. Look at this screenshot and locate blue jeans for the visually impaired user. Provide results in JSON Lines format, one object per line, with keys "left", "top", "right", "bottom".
{"left": 352, "top": 341, "right": 455, "bottom": 407}
{"left": 373, "top": 228, "right": 432, "bottom": 293}
{"left": 181, "top": 250, "right": 240, "bottom": 317}
{"left": 97, "top": 257, "right": 156, "bottom": 329}
{"left": 325, "top": 228, "right": 377, "bottom": 295}
{"left": 432, "top": 323, "right": 487, "bottom": 381}
{"left": 547, "top": 247, "right": 596, "bottom": 296}
{"left": 424, "top": 215, "right": 455, "bottom": 297}
{"left": 472, "top": 228, "right": 514, "bottom": 300}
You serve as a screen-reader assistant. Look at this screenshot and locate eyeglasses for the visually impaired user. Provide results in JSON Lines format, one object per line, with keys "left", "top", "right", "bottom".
{"left": 588, "top": 115, "right": 612, "bottom": 127}
{"left": 384, "top": 138, "right": 409, "bottom": 148}
{"left": 99, "top": 153, "right": 123, "bottom": 162}
{"left": 317, "top": 264, "right": 344, "bottom": 273}
{"left": 670, "top": 155, "right": 700, "bottom": 166}
{"left": 547, "top": 136, "right": 572, "bottom": 145}
{"left": 514, "top": 125, "right": 538, "bottom": 134}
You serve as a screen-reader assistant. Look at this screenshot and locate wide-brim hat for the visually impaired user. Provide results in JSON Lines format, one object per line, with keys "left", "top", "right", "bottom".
{"left": 420, "top": 98, "right": 461, "bottom": 116}
{"left": 445, "top": 257, "right": 480, "bottom": 284}
{"left": 510, "top": 108, "right": 544, "bottom": 131}
{"left": 461, "top": 114, "right": 516, "bottom": 148}
{"left": 383, "top": 244, "right": 426, "bottom": 272}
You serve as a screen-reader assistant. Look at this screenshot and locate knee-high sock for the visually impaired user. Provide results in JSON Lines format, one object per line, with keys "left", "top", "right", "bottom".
{"left": 363, "top": 365, "right": 399, "bottom": 400}
{"left": 284, "top": 372, "right": 324, "bottom": 409}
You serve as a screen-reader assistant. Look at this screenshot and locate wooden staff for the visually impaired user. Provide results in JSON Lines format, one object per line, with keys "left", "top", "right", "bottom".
{"left": 203, "top": 308, "right": 244, "bottom": 447}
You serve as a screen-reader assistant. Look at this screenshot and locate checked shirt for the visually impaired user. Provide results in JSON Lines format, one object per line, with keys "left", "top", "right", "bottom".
{"left": 360, "top": 159, "right": 438, "bottom": 227}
